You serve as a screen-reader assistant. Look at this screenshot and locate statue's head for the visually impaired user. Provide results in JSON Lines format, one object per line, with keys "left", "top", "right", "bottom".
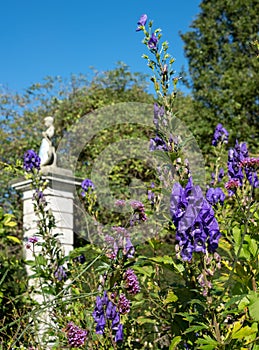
{"left": 44, "top": 116, "right": 54, "bottom": 127}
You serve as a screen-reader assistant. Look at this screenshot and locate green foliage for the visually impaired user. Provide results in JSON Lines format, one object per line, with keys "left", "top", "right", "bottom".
{"left": 180, "top": 0, "right": 259, "bottom": 152}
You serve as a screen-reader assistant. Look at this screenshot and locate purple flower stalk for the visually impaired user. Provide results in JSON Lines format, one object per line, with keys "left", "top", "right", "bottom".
{"left": 212, "top": 123, "right": 229, "bottom": 146}
{"left": 148, "top": 33, "right": 158, "bottom": 50}
{"left": 227, "top": 141, "right": 258, "bottom": 192}
{"left": 124, "top": 269, "right": 140, "bottom": 295}
{"left": 92, "top": 291, "right": 123, "bottom": 342}
{"left": 136, "top": 14, "right": 147, "bottom": 31}
{"left": 65, "top": 322, "right": 87, "bottom": 348}
{"left": 23, "top": 150, "right": 41, "bottom": 172}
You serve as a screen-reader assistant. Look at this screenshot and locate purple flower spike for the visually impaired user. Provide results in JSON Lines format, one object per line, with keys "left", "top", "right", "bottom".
{"left": 136, "top": 14, "right": 147, "bottom": 31}
{"left": 23, "top": 150, "right": 41, "bottom": 172}
{"left": 65, "top": 322, "right": 87, "bottom": 348}
{"left": 124, "top": 268, "right": 140, "bottom": 295}
{"left": 148, "top": 33, "right": 158, "bottom": 50}
{"left": 117, "top": 294, "right": 130, "bottom": 314}
{"left": 81, "top": 178, "right": 95, "bottom": 196}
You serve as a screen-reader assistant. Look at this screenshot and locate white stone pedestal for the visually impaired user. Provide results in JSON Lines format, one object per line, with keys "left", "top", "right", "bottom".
{"left": 12, "top": 166, "right": 82, "bottom": 347}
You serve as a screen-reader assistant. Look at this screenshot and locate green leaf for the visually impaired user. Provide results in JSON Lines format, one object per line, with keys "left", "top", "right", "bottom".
{"left": 137, "top": 316, "right": 156, "bottom": 325}
{"left": 169, "top": 336, "right": 181, "bottom": 350}
{"left": 184, "top": 324, "right": 208, "bottom": 334}
{"left": 232, "top": 325, "right": 257, "bottom": 339}
{"left": 248, "top": 296, "right": 259, "bottom": 321}
{"left": 164, "top": 291, "right": 178, "bottom": 304}
{"left": 196, "top": 335, "right": 218, "bottom": 346}
{"left": 6, "top": 235, "right": 21, "bottom": 244}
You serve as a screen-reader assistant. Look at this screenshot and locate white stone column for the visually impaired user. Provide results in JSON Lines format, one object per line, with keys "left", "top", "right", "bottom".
{"left": 12, "top": 166, "right": 82, "bottom": 347}
{"left": 12, "top": 166, "right": 81, "bottom": 256}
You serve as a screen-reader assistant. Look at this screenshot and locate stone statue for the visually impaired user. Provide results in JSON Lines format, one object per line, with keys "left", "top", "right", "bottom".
{"left": 39, "top": 116, "right": 56, "bottom": 167}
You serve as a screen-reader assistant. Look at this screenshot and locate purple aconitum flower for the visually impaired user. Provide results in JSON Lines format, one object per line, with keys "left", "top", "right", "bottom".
{"left": 206, "top": 187, "right": 225, "bottom": 206}
{"left": 227, "top": 141, "right": 258, "bottom": 189}
{"left": 148, "top": 33, "right": 158, "bottom": 50}
{"left": 212, "top": 123, "right": 229, "bottom": 146}
{"left": 23, "top": 150, "right": 41, "bottom": 172}
{"left": 81, "top": 178, "right": 95, "bottom": 196}
{"left": 227, "top": 141, "right": 248, "bottom": 185}
{"left": 136, "top": 14, "right": 147, "bottom": 31}
{"left": 170, "top": 177, "right": 221, "bottom": 261}
{"left": 150, "top": 135, "right": 169, "bottom": 152}
{"left": 124, "top": 236, "right": 135, "bottom": 258}
{"left": 92, "top": 291, "right": 123, "bottom": 342}
{"left": 115, "top": 323, "right": 124, "bottom": 342}
{"left": 54, "top": 266, "right": 67, "bottom": 281}
{"left": 65, "top": 322, "right": 87, "bottom": 348}
{"left": 124, "top": 268, "right": 140, "bottom": 295}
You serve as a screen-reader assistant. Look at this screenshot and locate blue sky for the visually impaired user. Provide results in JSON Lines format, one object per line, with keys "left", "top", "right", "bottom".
{"left": 0, "top": 0, "right": 201, "bottom": 95}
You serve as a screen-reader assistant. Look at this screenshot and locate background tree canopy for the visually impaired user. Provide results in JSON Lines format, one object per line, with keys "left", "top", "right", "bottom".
{"left": 179, "top": 0, "right": 259, "bottom": 153}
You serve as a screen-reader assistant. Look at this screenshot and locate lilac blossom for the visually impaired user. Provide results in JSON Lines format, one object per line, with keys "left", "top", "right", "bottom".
{"left": 65, "top": 322, "right": 87, "bottom": 348}
{"left": 212, "top": 123, "right": 229, "bottom": 146}
{"left": 136, "top": 14, "right": 147, "bottom": 31}
{"left": 23, "top": 150, "right": 41, "bottom": 172}
{"left": 124, "top": 269, "right": 140, "bottom": 295}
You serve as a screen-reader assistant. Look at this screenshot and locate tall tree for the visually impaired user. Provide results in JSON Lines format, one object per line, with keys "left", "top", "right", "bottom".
{"left": 180, "top": 0, "right": 259, "bottom": 150}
